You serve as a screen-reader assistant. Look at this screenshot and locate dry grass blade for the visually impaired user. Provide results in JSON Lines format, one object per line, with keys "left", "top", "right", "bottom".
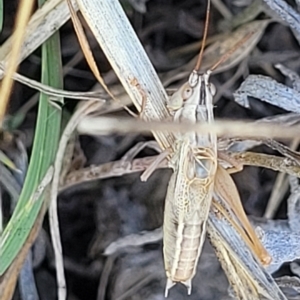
{"left": 0, "top": 67, "right": 106, "bottom": 101}
{"left": 207, "top": 218, "right": 259, "bottom": 299}
{"left": 0, "top": 0, "right": 77, "bottom": 65}
{"left": 234, "top": 74, "right": 300, "bottom": 112}
{"left": 103, "top": 228, "right": 163, "bottom": 256}
{"left": 67, "top": 0, "right": 134, "bottom": 116}
{"left": 264, "top": 175, "right": 289, "bottom": 218}
{"left": 218, "top": 113, "right": 300, "bottom": 152}
{"left": 67, "top": 0, "right": 109, "bottom": 92}
{"left": 77, "top": 0, "right": 174, "bottom": 150}
{"left": 0, "top": 168, "right": 53, "bottom": 300}
{"left": 207, "top": 213, "right": 286, "bottom": 300}
{"left": 0, "top": 0, "right": 35, "bottom": 125}
{"left": 211, "top": 0, "right": 232, "bottom": 20}
{"left": 0, "top": 206, "right": 46, "bottom": 300}
{"left": 49, "top": 101, "right": 103, "bottom": 300}
{"left": 230, "top": 0, "right": 264, "bottom": 29}
{"left": 262, "top": 0, "right": 300, "bottom": 43}
{"left": 264, "top": 139, "right": 300, "bottom": 218}
{"left": 78, "top": 115, "right": 300, "bottom": 140}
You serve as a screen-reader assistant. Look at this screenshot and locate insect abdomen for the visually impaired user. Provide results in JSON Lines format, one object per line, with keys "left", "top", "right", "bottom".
{"left": 164, "top": 214, "right": 205, "bottom": 282}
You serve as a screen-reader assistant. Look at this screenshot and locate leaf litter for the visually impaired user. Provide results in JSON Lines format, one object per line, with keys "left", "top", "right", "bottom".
{"left": 3, "top": 0, "right": 300, "bottom": 299}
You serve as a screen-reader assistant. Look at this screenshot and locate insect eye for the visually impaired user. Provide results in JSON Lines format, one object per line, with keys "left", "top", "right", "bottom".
{"left": 182, "top": 86, "right": 193, "bottom": 101}
{"left": 209, "top": 83, "right": 216, "bottom": 96}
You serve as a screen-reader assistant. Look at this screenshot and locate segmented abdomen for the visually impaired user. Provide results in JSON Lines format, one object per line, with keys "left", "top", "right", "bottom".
{"left": 164, "top": 208, "right": 206, "bottom": 282}
{"left": 163, "top": 170, "right": 213, "bottom": 284}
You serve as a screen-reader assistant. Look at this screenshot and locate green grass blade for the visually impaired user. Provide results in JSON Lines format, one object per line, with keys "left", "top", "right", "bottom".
{"left": 0, "top": 0, "right": 3, "bottom": 34}
{"left": 0, "top": 24, "right": 63, "bottom": 274}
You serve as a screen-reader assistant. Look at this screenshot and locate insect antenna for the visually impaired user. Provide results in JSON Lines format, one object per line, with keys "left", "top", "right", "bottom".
{"left": 194, "top": 0, "right": 211, "bottom": 72}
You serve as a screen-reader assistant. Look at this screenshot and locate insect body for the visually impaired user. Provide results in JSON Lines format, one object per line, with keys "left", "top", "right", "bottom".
{"left": 162, "top": 1, "right": 270, "bottom": 295}
{"left": 164, "top": 69, "right": 218, "bottom": 295}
